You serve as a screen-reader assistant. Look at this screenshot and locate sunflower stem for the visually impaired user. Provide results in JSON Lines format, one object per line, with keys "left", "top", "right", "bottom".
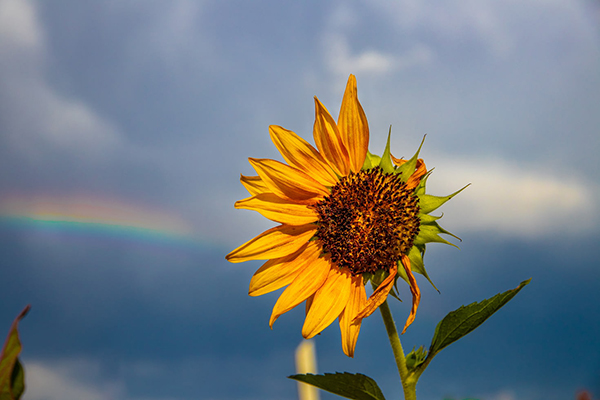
{"left": 378, "top": 300, "right": 417, "bottom": 400}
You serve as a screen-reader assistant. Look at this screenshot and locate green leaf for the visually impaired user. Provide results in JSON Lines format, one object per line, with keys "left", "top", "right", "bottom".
{"left": 0, "top": 305, "right": 30, "bottom": 400}
{"left": 428, "top": 279, "right": 531, "bottom": 359}
{"left": 289, "top": 372, "right": 386, "bottom": 400}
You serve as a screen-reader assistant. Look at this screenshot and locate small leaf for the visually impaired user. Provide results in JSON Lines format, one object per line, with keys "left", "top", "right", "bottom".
{"left": 428, "top": 279, "right": 531, "bottom": 359}
{"left": 289, "top": 372, "right": 386, "bottom": 400}
{"left": 0, "top": 305, "right": 30, "bottom": 400}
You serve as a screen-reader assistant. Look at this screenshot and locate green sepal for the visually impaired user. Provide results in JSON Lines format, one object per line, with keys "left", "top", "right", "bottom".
{"left": 426, "top": 279, "right": 531, "bottom": 363}
{"left": 405, "top": 346, "right": 428, "bottom": 371}
{"left": 378, "top": 127, "right": 395, "bottom": 174}
{"left": 289, "top": 372, "right": 386, "bottom": 400}
{"left": 362, "top": 151, "right": 381, "bottom": 170}
{"left": 419, "top": 184, "right": 470, "bottom": 215}
{"left": 395, "top": 135, "right": 425, "bottom": 181}
{"left": 413, "top": 222, "right": 460, "bottom": 249}
{"left": 407, "top": 245, "right": 439, "bottom": 292}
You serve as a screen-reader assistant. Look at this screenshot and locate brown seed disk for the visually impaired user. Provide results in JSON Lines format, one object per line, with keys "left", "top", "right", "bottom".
{"left": 312, "top": 166, "right": 420, "bottom": 276}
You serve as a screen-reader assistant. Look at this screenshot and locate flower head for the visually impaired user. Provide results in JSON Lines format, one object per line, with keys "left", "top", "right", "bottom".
{"left": 226, "top": 75, "right": 465, "bottom": 357}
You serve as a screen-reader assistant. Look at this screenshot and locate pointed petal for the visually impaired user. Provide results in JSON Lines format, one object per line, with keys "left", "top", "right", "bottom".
{"left": 302, "top": 266, "right": 353, "bottom": 339}
{"left": 269, "top": 125, "right": 339, "bottom": 186}
{"left": 249, "top": 241, "right": 322, "bottom": 296}
{"left": 240, "top": 175, "right": 270, "bottom": 196}
{"left": 400, "top": 254, "right": 421, "bottom": 334}
{"left": 235, "top": 193, "right": 319, "bottom": 225}
{"left": 249, "top": 158, "right": 329, "bottom": 203}
{"left": 338, "top": 275, "right": 367, "bottom": 357}
{"left": 354, "top": 263, "right": 398, "bottom": 320}
{"left": 226, "top": 224, "right": 317, "bottom": 263}
{"left": 269, "top": 256, "right": 332, "bottom": 327}
{"left": 338, "top": 74, "right": 369, "bottom": 173}
{"left": 313, "top": 97, "right": 349, "bottom": 176}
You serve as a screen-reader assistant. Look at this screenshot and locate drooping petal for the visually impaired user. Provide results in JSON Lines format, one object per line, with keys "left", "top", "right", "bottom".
{"left": 249, "top": 158, "right": 329, "bottom": 203}
{"left": 270, "top": 256, "right": 332, "bottom": 327}
{"left": 391, "top": 156, "right": 427, "bottom": 190}
{"left": 354, "top": 263, "right": 398, "bottom": 320}
{"left": 249, "top": 241, "right": 322, "bottom": 296}
{"left": 226, "top": 224, "right": 317, "bottom": 263}
{"left": 269, "top": 125, "right": 339, "bottom": 187}
{"left": 235, "top": 193, "right": 319, "bottom": 225}
{"left": 400, "top": 254, "right": 421, "bottom": 334}
{"left": 302, "top": 266, "right": 353, "bottom": 339}
{"left": 313, "top": 98, "right": 350, "bottom": 176}
{"left": 338, "top": 275, "right": 367, "bottom": 358}
{"left": 240, "top": 175, "right": 270, "bottom": 196}
{"left": 338, "top": 74, "right": 369, "bottom": 173}
{"left": 406, "top": 159, "right": 427, "bottom": 190}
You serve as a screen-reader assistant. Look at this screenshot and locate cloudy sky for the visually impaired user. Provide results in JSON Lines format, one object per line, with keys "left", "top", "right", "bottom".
{"left": 1, "top": 0, "right": 599, "bottom": 399}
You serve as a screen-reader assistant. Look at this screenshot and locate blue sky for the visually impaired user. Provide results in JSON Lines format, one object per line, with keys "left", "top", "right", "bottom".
{"left": 1, "top": 0, "right": 599, "bottom": 399}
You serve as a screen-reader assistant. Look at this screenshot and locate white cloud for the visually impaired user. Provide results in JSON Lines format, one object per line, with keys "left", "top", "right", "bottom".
{"left": 24, "top": 358, "right": 181, "bottom": 400}
{"left": 0, "top": 0, "right": 124, "bottom": 161}
{"left": 26, "top": 359, "right": 125, "bottom": 400}
{"left": 0, "top": 0, "right": 41, "bottom": 52}
{"left": 321, "top": 2, "right": 434, "bottom": 81}
{"left": 324, "top": 33, "right": 433, "bottom": 78}
{"left": 424, "top": 156, "right": 599, "bottom": 238}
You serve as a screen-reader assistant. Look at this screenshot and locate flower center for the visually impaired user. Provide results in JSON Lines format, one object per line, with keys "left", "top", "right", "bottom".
{"left": 312, "top": 166, "right": 420, "bottom": 276}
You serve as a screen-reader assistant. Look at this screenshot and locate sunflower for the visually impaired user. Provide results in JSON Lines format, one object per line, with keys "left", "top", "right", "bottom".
{"left": 226, "top": 75, "right": 464, "bottom": 357}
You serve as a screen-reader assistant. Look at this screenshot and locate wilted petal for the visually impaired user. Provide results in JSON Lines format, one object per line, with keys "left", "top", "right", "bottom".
{"left": 354, "top": 263, "right": 397, "bottom": 320}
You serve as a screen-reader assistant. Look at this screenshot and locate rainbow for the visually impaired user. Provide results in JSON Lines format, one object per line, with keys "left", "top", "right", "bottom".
{"left": 0, "top": 193, "right": 200, "bottom": 248}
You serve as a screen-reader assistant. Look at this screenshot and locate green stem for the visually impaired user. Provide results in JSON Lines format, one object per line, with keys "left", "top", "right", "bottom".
{"left": 378, "top": 300, "right": 417, "bottom": 400}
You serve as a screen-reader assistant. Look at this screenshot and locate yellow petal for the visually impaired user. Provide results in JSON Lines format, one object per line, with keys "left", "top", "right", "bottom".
{"left": 354, "top": 263, "right": 398, "bottom": 320}
{"left": 269, "top": 255, "right": 332, "bottom": 327}
{"left": 240, "top": 175, "right": 269, "bottom": 196}
{"left": 249, "top": 158, "right": 329, "bottom": 203}
{"left": 302, "top": 266, "right": 353, "bottom": 339}
{"left": 338, "top": 275, "right": 367, "bottom": 358}
{"left": 248, "top": 241, "right": 322, "bottom": 297}
{"left": 400, "top": 254, "right": 421, "bottom": 334}
{"left": 338, "top": 74, "right": 369, "bottom": 173}
{"left": 226, "top": 224, "right": 317, "bottom": 263}
{"left": 313, "top": 97, "right": 350, "bottom": 176}
{"left": 235, "top": 193, "right": 319, "bottom": 226}
{"left": 269, "top": 125, "right": 339, "bottom": 187}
